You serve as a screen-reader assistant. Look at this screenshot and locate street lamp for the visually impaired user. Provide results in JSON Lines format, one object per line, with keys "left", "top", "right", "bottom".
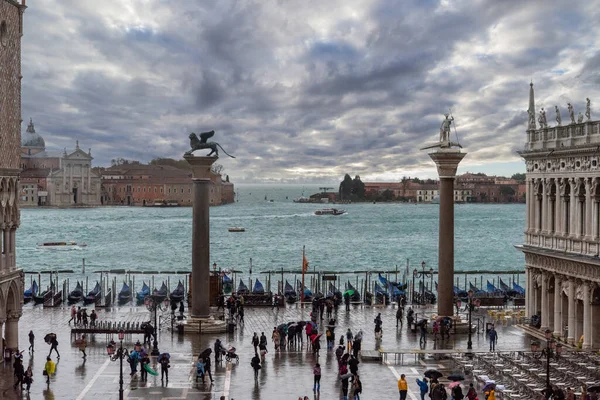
{"left": 213, "top": 262, "right": 217, "bottom": 272}
{"left": 421, "top": 261, "right": 426, "bottom": 302}
{"left": 107, "top": 330, "right": 129, "bottom": 400}
{"left": 412, "top": 269, "right": 417, "bottom": 304}
{"left": 145, "top": 295, "right": 169, "bottom": 355}
{"left": 467, "top": 289, "right": 473, "bottom": 351}
{"left": 530, "top": 329, "right": 563, "bottom": 399}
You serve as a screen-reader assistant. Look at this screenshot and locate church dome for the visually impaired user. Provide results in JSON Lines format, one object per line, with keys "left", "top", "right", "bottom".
{"left": 21, "top": 118, "right": 45, "bottom": 148}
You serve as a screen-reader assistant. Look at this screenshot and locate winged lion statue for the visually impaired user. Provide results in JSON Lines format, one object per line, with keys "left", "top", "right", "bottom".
{"left": 184, "top": 130, "right": 235, "bottom": 158}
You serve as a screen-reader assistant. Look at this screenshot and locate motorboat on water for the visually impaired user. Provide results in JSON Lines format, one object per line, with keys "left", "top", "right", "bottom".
{"left": 67, "top": 281, "right": 84, "bottom": 304}
{"left": 37, "top": 241, "right": 87, "bottom": 248}
{"left": 314, "top": 208, "right": 346, "bottom": 216}
{"left": 228, "top": 227, "right": 245, "bottom": 232}
{"left": 118, "top": 282, "right": 132, "bottom": 305}
{"left": 24, "top": 280, "right": 38, "bottom": 303}
{"left": 169, "top": 281, "right": 185, "bottom": 303}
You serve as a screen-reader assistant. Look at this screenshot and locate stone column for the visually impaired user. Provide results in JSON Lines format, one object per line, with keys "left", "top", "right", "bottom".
{"left": 541, "top": 272, "right": 549, "bottom": 330}
{"left": 585, "top": 179, "right": 592, "bottom": 238}
{"left": 583, "top": 283, "right": 591, "bottom": 349}
{"left": 0, "top": 226, "right": 4, "bottom": 272}
{"left": 553, "top": 276, "right": 562, "bottom": 337}
{"left": 525, "top": 268, "right": 531, "bottom": 317}
{"left": 4, "top": 227, "right": 11, "bottom": 270}
{"left": 569, "top": 179, "right": 577, "bottom": 236}
{"left": 4, "top": 312, "right": 21, "bottom": 350}
{"left": 541, "top": 179, "right": 548, "bottom": 232}
{"left": 567, "top": 279, "right": 576, "bottom": 344}
{"left": 526, "top": 179, "right": 533, "bottom": 232}
{"left": 428, "top": 150, "right": 466, "bottom": 317}
{"left": 184, "top": 155, "right": 217, "bottom": 319}
{"left": 9, "top": 228, "right": 16, "bottom": 269}
{"left": 555, "top": 191, "right": 562, "bottom": 235}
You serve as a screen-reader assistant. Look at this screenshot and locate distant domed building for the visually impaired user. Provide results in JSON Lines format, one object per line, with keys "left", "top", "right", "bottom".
{"left": 19, "top": 119, "right": 101, "bottom": 207}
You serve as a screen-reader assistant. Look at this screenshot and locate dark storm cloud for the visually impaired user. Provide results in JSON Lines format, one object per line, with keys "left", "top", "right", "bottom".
{"left": 20, "top": 0, "right": 600, "bottom": 182}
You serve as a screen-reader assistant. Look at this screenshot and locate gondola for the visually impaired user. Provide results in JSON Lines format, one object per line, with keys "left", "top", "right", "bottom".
{"left": 84, "top": 282, "right": 101, "bottom": 305}
{"left": 118, "top": 282, "right": 132, "bottom": 304}
{"left": 24, "top": 280, "right": 38, "bottom": 303}
{"left": 454, "top": 285, "right": 469, "bottom": 299}
{"left": 284, "top": 280, "right": 297, "bottom": 304}
{"left": 169, "top": 281, "right": 185, "bottom": 303}
{"left": 296, "top": 282, "right": 312, "bottom": 302}
{"left": 152, "top": 282, "right": 168, "bottom": 303}
{"left": 512, "top": 282, "right": 525, "bottom": 296}
{"left": 346, "top": 282, "right": 361, "bottom": 302}
{"left": 237, "top": 279, "right": 249, "bottom": 294}
{"left": 252, "top": 279, "right": 265, "bottom": 294}
{"left": 34, "top": 282, "right": 54, "bottom": 305}
{"left": 486, "top": 281, "right": 503, "bottom": 295}
{"left": 222, "top": 274, "right": 232, "bottom": 294}
{"left": 136, "top": 282, "right": 150, "bottom": 303}
{"left": 374, "top": 282, "right": 389, "bottom": 304}
{"left": 67, "top": 281, "right": 84, "bottom": 304}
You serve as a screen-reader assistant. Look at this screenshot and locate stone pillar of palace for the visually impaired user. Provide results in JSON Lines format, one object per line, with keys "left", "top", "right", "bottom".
{"left": 567, "top": 279, "right": 576, "bottom": 344}
{"left": 5, "top": 312, "right": 21, "bottom": 350}
{"left": 583, "top": 283, "right": 591, "bottom": 349}
{"left": 553, "top": 276, "right": 562, "bottom": 337}
{"left": 540, "top": 272, "right": 549, "bottom": 330}
{"left": 184, "top": 155, "right": 216, "bottom": 319}
{"left": 428, "top": 149, "right": 466, "bottom": 317}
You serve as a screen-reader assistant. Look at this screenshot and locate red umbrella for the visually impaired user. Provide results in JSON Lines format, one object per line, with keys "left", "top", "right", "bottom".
{"left": 311, "top": 333, "right": 323, "bottom": 344}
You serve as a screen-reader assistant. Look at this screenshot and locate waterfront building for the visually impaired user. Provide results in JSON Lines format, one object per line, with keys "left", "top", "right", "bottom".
{"left": 20, "top": 119, "right": 101, "bottom": 206}
{"left": 101, "top": 164, "right": 234, "bottom": 206}
{"left": 519, "top": 83, "right": 600, "bottom": 348}
{"left": 0, "top": 0, "right": 26, "bottom": 356}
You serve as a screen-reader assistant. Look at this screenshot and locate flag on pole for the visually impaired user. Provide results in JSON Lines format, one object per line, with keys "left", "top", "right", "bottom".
{"left": 302, "top": 254, "right": 309, "bottom": 272}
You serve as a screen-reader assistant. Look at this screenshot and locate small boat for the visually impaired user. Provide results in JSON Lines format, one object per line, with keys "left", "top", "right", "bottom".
{"left": 228, "top": 227, "right": 245, "bottom": 232}
{"left": 84, "top": 282, "right": 101, "bottom": 305}
{"left": 374, "top": 283, "right": 389, "bottom": 304}
{"left": 152, "top": 282, "right": 168, "bottom": 303}
{"left": 237, "top": 280, "right": 249, "bottom": 294}
{"left": 34, "top": 283, "right": 54, "bottom": 305}
{"left": 296, "top": 282, "right": 312, "bottom": 302}
{"left": 118, "top": 282, "right": 132, "bottom": 305}
{"left": 222, "top": 275, "right": 232, "bottom": 295}
{"left": 314, "top": 208, "right": 346, "bottom": 216}
{"left": 346, "top": 282, "right": 361, "bottom": 302}
{"left": 284, "top": 280, "right": 297, "bottom": 304}
{"left": 169, "top": 281, "right": 185, "bottom": 303}
{"left": 67, "top": 281, "right": 84, "bottom": 304}
{"left": 24, "top": 280, "right": 38, "bottom": 303}
{"left": 252, "top": 279, "right": 265, "bottom": 295}
{"left": 37, "top": 241, "right": 87, "bottom": 248}
{"left": 136, "top": 282, "right": 150, "bottom": 303}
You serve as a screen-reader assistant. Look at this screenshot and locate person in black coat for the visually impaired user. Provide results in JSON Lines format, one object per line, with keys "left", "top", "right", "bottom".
{"left": 250, "top": 353, "right": 261, "bottom": 379}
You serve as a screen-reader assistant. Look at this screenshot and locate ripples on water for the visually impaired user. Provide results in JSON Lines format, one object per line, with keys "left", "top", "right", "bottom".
{"left": 17, "top": 184, "right": 526, "bottom": 289}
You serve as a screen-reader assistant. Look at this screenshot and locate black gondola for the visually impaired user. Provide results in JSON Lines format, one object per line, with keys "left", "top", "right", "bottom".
{"left": 237, "top": 280, "right": 249, "bottom": 294}
{"left": 252, "top": 279, "right": 265, "bottom": 294}
{"left": 84, "top": 282, "right": 101, "bottom": 305}
{"left": 67, "top": 281, "right": 84, "bottom": 304}
{"left": 284, "top": 280, "right": 297, "bottom": 304}
{"left": 34, "top": 282, "right": 54, "bottom": 305}
{"left": 118, "top": 282, "right": 132, "bottom": 305}
{"left": 170, "top": 281, "right": 185, "bottom": 303}
{"left": 136, "top": 282, "right": 150, "bottom": 303}
{"left": 346, "top": 282, "right": 361, "bottom": 302}
{"left": 374, "top": 283, "right": 389, "bottom": 304}
{"left": 153, "top": 282, "right": 168, "bottom": 303}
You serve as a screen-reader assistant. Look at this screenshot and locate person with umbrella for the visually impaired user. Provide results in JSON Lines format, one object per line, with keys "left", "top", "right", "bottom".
{"left": 158, "top": 352, "right": 170, "bottom": 384}
{"left": 416, "top": 377, "right": 429, "bottom": 400}
{"left": 250, "top": 352, "right": 261, "bottom": 380}
{"left": 344, "top": 292, "right": 350, "bottom": 311}
{"left": 398, "top": 373, "right": 408, "bottom": 400}
{"left": 47, "top": 334, "right": 60, "bottom": 359}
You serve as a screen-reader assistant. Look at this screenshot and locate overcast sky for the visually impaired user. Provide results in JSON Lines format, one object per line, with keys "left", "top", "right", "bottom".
{"left": 21, "top": 0, "right": 600, "bottom": 183}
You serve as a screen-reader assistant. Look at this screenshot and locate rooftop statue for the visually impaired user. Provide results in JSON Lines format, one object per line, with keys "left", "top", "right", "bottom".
{"left": 421, "top": 113, "right": 462, "bottom": 150}
{"left": 538, "top": 108, "right": 547, "bottom": 128}
{"left": 578, "top": 112, "right": 584, "bottom": 124}
{"left": 528, "top": 109, "right": 536, "bottom": 129}
{"left": 185, "top": 130, "right": 235, "bottom": 158}
{"left": 555, "top": 106, "right": 561, "bottom": 126}
{"left": 568, "top": 103, "right": 575, "bottom": 124}
{"left": 586, "top": 98, "right": 591, "bottom": 121}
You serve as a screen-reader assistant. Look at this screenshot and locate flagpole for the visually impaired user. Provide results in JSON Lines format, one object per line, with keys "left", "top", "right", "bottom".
{"left": 301, "top": 245, "right": 306, "bottom": 303}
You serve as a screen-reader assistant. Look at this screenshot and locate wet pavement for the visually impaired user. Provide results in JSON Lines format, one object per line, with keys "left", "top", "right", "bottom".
{"left": 1, "top": 302, "right": 535, "bottom": 399}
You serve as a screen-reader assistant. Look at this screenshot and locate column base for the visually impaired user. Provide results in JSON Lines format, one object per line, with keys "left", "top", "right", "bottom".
{"left": 179, "top": 316, "right": 228, "bottom": 334}
{"left": 567, "top": 337, "right": 575, "bottom": 345}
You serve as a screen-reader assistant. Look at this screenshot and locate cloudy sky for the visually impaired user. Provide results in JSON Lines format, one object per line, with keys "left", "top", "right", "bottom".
{"left": 21, "top": 0, "right": 600, "bottom": 183}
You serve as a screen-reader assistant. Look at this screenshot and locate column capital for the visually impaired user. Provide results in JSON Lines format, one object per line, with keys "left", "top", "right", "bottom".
{"left": 427, "top": 150, "right": 466, "bottom": 178}
{"left": 7, "top": 311, "right": 22, "bottom": 321}
{"left": 184, "top": 155, "right": 218, "bottom": 180}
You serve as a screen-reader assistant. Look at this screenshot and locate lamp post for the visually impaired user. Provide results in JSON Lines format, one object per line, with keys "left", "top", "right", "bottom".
{"left": 107, "top": 330, "right": 129, "bottom": 400}
{"left": 145, "top": 295, "right": 169, "bottom": 356}
{"left": 413, "top": 262, "right": 435, "bottom": 305}
{"left": 429, "top": 267, "right": 434, "bottom": 293}
{"left": 531, "top": 329, "right": 563, "bottom": 399}
{"left": 421, "top": 261, "right": 426, "bottom": 301}
{"left": 213, "top": 262, "right": 217, "bottom": 272}
{"left": 412, "top": 269, "right": 417, "bottom": 304}
{"left": 467, "top": 289, "right": 473, "bottom": 351}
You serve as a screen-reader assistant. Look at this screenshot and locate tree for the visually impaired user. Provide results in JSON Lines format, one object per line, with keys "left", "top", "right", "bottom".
{"left": 511, "top": 173, "right": 526, "bottom": 182}
{"left": 352, "top": 175, "right": 365, "bottom": 200}
{"left": 149, "top": 158, "right": 190, "bottom": 170}
{"left": 339, "top": 174, "right": 353, "bottom": 200}
{"left": 381, "top": 189, "right": 394, "bottom": 201}
{"left": 499, "top": 185, "right": 516, "bottom": 196}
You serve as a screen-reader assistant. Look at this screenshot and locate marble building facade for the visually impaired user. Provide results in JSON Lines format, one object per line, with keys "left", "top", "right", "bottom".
{"left": 519, "top": 83, "right": 600, "bottom": 349}
{"left": 0, "top": 0, "right": 26, "bottom": 357}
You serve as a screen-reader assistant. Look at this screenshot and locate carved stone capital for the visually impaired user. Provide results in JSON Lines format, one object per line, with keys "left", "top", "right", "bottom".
{"left": 7, "top": 311, "right": 22, "bottom": 321}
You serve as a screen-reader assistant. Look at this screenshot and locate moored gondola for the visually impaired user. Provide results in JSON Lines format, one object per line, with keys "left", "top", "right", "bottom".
{"left": 222, "top": 274, "right": 232, "bottom": 295}
{"left": 118, "top": 282, "right": 132, "bottom": 304}
{"left": 346, "top": 282, "right": 361, "bottom": 302}
{"left": 34, "top": 282, "right": 54, "bottom": 305}
{"left": 84, "top": 282, "right": 101, "bottom": 305}
{"left": 237, "top": 279, "right": 249, "bottom": 294}
{"left": 252, "top": 279, "right": 265, "bottom": 294}
{"left": 169, "top": 281, "right": 185, "bottom": 303}
{"left": 284, "top": 280, "right": 297, "bottom": 304}
{"left": 152, "top": 282, "right": 168, "bottom": 303}
{"left": 67, "top": 281, "right": 84, "bottom": 304}
{"left": 136, "top": 282, "right": 150, "bottom": 303}
{"left": 24, "top": 280, "right": 38, "bottom": 303}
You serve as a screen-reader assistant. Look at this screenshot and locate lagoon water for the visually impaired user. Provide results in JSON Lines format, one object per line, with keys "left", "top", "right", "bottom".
{"left": 17, "top": 184, "right": 525, "bottom": 289}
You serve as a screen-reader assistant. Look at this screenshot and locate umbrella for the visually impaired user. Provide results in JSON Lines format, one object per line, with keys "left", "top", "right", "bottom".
{"left": 589, "top": 386, "right": 600, "bottom": 393}
{"left": 297, "top": 321, "right": 307, "bottom": 328}
{"left": 277, "top": 323, "right": 287, "bottom": 330}
{"left": 343, "top": 289, "right": 355, "bottom": 296}
{"left": 447, "top": 372, "right": 465, "bottom": 382}
{"left": 311, "top": 333, "right": 323, "bottom": 344}
{"left": 424, "top": 369, "right": 443, "bottom": 379}
{"left": 448, "top": 382, "right": 461, "bottom": 389}
{"left": 416, "top": 319, "right": 428, "bottom": 327}
{"left": 199, "top": 348, "right": 212, "bottom": 359}
{"left": 482, "top": 382, "right": 496, "bottom": 393}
